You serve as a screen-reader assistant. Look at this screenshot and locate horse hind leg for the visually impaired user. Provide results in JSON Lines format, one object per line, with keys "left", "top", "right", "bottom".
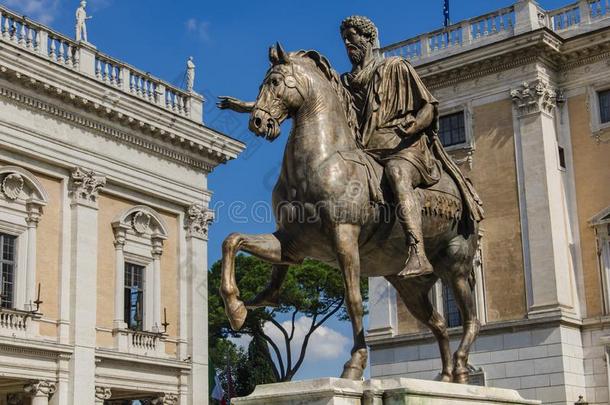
{"left": 386, "top": 275, "right": 453, "bottom": 382}
{"left": 446, "top": 239, "right": 481, "bottom": 384}
{"left": 220, "top": 231, "right": 297, "bottom": 331}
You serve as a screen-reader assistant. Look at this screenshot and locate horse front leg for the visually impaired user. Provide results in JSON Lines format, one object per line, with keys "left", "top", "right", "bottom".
{"left": 332, "top": 224, "right": 367, "bottom": 380}
{"left": 220, "top": 231, "right": 295, "bottom": 331}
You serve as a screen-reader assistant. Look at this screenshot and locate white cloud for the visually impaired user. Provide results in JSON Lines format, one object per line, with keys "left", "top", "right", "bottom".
{"left": 230, "top": 316, "right": 350, "bottom": 361}
{"left": 185, "top": 18, "right": 211, "bottom": 42}
{"left": 3, "top": 0, "right": 61, "bottom": 25}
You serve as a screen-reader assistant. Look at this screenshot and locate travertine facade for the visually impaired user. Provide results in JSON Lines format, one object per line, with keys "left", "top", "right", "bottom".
{"left": 0, "top": 5, "right": 243, "bottom": 405}
{"left": 367, "top": 1, "right": 610, "bottom": 405}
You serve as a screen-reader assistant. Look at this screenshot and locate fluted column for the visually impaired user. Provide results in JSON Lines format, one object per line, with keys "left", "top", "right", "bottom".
{"left": 68, "top": 167, "right": 106, "bottom": 404}
{"left": 95, "top": 387, "right": 112, "bottom": 404}
{"left": 184, "top": 203, "right": 213, "bottom": 405}
{"left": 24, "top": 381, "right": 56, "bottom": 405}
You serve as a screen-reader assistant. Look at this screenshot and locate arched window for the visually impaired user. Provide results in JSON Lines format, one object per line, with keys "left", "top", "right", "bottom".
{"left": 0, "top": 166, "right": 48, "bottom": 312}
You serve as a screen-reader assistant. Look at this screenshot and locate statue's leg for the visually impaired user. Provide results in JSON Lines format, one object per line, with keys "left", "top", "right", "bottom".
{"left": 385, "top": 160, "right": 434, "bottom": 278}
{"left": 220, "top": 231, "right": 298, "bottom": 331}
{"left": 447, "top": 237, "right": 481, "bottom": 384}
{"left": 386, "top": 275, "right": 453, "bottom": 382}
{"left": 332, "top": 223, "right": 367, "bottom": 380}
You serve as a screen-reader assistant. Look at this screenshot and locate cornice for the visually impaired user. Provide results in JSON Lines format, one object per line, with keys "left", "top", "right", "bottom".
{"left": 0, "top": 81, "right": 216, "bottom": 172}
{"left": 417, "top": 27, "right": 610, "bottom": 90}
{"left": 0, "top": 41, "right": 245, "bottom": 171}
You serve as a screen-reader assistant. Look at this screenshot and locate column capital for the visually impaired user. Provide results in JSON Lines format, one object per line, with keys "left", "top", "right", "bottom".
{"left": 69, "top": 167, "right": 106, "bottom": 208}
{"left": 511, "top": 80, "right": 558, "bottom": 118}
{"left": 23, "top": 381, "right": 57, "bottom": 398}
{"left": 25, "top": 202, "right": 44, "bottom": 227}
{"left": 95, "top": 386, "right": 112, "bottom": 401}
{"left": 152, "top": 235, "right": 164, "bottom": 258}
{"left": 184, "top": 203, "right": 214, "bottom": 240}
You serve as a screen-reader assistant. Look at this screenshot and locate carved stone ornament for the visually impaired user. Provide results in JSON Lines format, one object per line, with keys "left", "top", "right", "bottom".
{"left": 185, "top": 203, "right": 214, "bottom": 239}
{"left": 23, "top": 381, "right": 57, "bottom": 397}
{"left": 1, "top": 173, "right": 24, "bottom": 200}
{"left": 511, "top": 81, "right": 558, "bottom": 117}
{"left": 151, "top": 393, "right": 178, "bottom": 405}
{"left": 95, "top": 386, "right": 112, "bottom": 400}
{"left": 69, "top": 167, "right": 106, "bottom": 206}
{"left": 132, "top": 211, "right": 152, "bottom": 234}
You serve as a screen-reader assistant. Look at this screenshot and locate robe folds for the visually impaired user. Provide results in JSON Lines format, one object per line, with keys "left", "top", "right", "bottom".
{"left": 342, "top": 56, "right": 484, "bottom": 225}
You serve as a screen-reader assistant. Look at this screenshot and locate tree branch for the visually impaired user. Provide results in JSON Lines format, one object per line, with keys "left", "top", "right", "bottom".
{"left": 258, "top": 327, "right": 286, "bottom": 380}
{"left": 270, "top": 317, "right": 292, "bottom": 374}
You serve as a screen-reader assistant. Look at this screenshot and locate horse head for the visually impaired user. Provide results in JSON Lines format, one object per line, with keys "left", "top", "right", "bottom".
{"left": 249, "top": 42, "right": 309, "bottom": 141}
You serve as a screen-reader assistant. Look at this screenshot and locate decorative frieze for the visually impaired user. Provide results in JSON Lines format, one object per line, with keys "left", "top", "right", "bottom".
{"left": 185, "top": 203, "right": 214, "bottom": 239}
{"left": 23, "top": 381, "right": 56, "bottom": 398}
{"left": 151, "top": 393, "right": 179, "bottom": 405}
{"left": 69, "top": 167, "right": 106, "bottom": 207}
{"left": 511, "top": 81, "right": 559, "bottom": 117}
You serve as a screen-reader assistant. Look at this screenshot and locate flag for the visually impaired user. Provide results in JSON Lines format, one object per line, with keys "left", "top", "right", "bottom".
{"left": 211, "top": 373, "right": 226, "bottom": 403}
{"left": 443, "top": 0, "right": 451, "bottom": 27}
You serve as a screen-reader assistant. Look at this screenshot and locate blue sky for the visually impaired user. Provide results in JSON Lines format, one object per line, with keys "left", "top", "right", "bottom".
{"left": 3, "top": 0, "right": 570, "bottom": 382}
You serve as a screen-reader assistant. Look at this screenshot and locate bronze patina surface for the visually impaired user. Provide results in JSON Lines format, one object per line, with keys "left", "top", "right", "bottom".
{"left": 217, "top": 16, "right": 484, "bottom": 383}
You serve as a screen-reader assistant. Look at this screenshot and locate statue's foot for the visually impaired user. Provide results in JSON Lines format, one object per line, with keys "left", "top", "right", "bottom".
{"left": 398, "top": 251, "right": 434, "bottom": 279}
{"left": 245, "top": 287, "right": 280, "bottom": 309}
{"left": 225, "top": 299, "right": 248, "bottom": 331}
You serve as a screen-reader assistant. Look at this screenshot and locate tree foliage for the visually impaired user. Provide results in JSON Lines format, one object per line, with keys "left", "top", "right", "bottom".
{"left": 209, "top": 254, "right": 368, "bottom": 385}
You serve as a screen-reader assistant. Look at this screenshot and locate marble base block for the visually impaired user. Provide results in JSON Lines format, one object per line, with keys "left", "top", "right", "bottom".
{"left": 232, "top": 378, "right": 541, "bottom": 405}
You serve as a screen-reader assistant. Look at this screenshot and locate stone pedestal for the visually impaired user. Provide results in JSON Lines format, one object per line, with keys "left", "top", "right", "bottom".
{"left": 232, "top": 378, "right": 541, "bottom": 405}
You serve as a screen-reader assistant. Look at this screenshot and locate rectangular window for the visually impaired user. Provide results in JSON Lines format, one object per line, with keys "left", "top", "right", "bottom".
{"left": 599, "top": 90, "right": 610, "bottom": 124}
{"left": 0, "top": 233, "right": 16, "bottom": 309}
{"left": 439, "top": 111, "right": 466, "bottom": 147}
{"left": 124, "top": 262, "right": 144, "bottom": 331}
{"left": 558, "top": 146, "right": 566, "bottom": 170}
{"left": 443, "top": 282, "right": 462, "bottom": 328}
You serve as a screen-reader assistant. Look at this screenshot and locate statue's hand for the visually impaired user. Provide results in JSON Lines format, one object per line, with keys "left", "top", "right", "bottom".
{"left": 217, "top": 96, "right": 254, "bottom": 113}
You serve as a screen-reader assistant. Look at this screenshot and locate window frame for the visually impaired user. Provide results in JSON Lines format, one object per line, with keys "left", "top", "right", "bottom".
{"left": 587, "top": 84, "right": 610, "bottom": 138}
{"left": 599, "top": 89, "right": 610, "bottom": 125}
{"left": 124, "top": 261, "right": 146, "bottom": 331}
{"left": 437, "top": 102, "right": 475, "bottom": 152}
{"left": 0, "top": 233, "right": 17, "bottom": 309}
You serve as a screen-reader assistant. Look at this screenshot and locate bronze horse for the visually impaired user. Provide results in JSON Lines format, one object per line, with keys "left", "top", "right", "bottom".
{"left": 219, "top": 44, "right": 480, "bottom": 383}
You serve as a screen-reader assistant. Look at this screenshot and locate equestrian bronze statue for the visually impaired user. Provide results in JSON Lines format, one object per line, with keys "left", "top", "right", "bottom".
{"left": 217, "top": 16, "right": 484, "bottom": 383}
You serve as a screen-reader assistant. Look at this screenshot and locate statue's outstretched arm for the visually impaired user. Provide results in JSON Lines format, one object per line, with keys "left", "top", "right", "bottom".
{"left": 217, "top": 96, "right": 255, "bottom": 114}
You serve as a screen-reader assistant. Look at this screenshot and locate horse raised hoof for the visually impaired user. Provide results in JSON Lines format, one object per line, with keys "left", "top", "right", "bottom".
{"left": 225, "top": 300, "right": 248, "bottom": 331}
{"left": 245, "top": 287, "right": 280, "bottom": 309}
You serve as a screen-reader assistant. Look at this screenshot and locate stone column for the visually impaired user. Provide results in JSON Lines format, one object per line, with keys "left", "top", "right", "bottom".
{"left": 68, "top": 167, "right": 106, "bottom": 404}
{"left": 24, "top": 381, "right": 56, "bottom": 405}
{"left": 112, "top": 224, "right": 128, "bottom": 329}
{"left": 511, "top": 81, "right": 577, "bottom": 318}
{"left": 95, "top": 387, "right": 112, "bottom": 404}
{"left": 184, "top": 203, "right": 213, "bottom": 405}
{"left": 152, "top": 236, "right": 164, "bottom": 331}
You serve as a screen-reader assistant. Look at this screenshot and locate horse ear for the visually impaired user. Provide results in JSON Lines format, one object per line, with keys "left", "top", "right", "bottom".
{"left": 269, "top": 45, "right": 279, "bottom": 65}
{"left": 276, "top": 42, "right": 290, "bottom": 65}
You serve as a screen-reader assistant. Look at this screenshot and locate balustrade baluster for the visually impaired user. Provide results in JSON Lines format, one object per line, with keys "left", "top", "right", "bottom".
{"left": 104, "top": 62, "right": 109, "bottom": 83}
{"left": 2, "top": 15, "right": 8, "bottom": 39}
{"left": 130, "top": 73, "right": 136, "bottom": 93}
{"left": 173, "top": 93, "right": 178, "bottom": 112}
{"left": 34, "top": 30, "right": 40, "bottom": 52}
{"left": 10, "top": 20, "right": 17, "bottom": 42}
{"left": 18, "top": 22, "right": 25, "bottom": 46}
{"left": 26, "top": 26, "right": 33, "bottom": 48}
{"left": 58, "top": 41, "right": 65, "bottom": 64}
{"left": 137, "top": 77, "right": 143, "bottom": 97}
{"left": 73, "top": 47, "right": 80, "bottom": 69}
{"left": 66, "top": 43, "right": 73, "bottom": 67}
{"left": 49, "top": 39, "right": 57, "bottom": 62}
{"left": 95, "top": 59, "right": 102, "bottom": 79}
{"left": 111, "top": 65, "right": 118, "bottom": 86}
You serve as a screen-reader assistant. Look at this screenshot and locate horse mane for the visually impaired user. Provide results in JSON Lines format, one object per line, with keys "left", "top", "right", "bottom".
{"left": 293, "top": 50, "right": 358, "bottom": 132}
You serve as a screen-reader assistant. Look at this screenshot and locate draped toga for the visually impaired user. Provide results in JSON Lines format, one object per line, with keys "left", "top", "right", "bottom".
{"left": 341, "top": 56, "right": 484, "bottom": 225}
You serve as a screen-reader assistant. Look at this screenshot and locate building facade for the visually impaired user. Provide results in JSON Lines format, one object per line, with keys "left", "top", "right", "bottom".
{"left": 0, "top": 5, "right": 243, "bottom": 405}
{"left": 367, "top": 1, "right": 610, "bottom": 405}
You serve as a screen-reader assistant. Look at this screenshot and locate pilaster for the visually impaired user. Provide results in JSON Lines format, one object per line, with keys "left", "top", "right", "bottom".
{"left": 184, "top": 203, "right": 212, "bottom": 405}
{"left": 68, "top": 167, "right": 105, "bottom": 404}
{"left": 511, "top": 80, "right": 578, "bottom": 319}
{"left": 366, "top": 278, "right": 397, "bottom": 340}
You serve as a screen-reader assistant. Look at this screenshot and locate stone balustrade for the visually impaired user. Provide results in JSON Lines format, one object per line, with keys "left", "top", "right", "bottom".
{"left": 382, "top": 0, "right": 610, "bottom": 65}
{"left": 113, "top": 327, "right": 166, "bottom": 356}
{"left": 0, "top": 5, "right": 200, "bottom": 122}
{"left": 130, "top": 329, "right": 160, "bottom": 351}
{"left": 0, "top": 308, "right": 28, "bottom": 332}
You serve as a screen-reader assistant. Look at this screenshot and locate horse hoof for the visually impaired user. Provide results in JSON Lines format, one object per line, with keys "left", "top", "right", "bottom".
{"left": 439, "top": 372, "right": 453, "bottom": 383}
{"left": 340, "top": 365, "right": 363, "bottom": 380}
{"left": 453, "top": 369, "right": 469, "bottom": 384}
{"left": 226, "top": 300, "right": 248, "bottom": 331}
